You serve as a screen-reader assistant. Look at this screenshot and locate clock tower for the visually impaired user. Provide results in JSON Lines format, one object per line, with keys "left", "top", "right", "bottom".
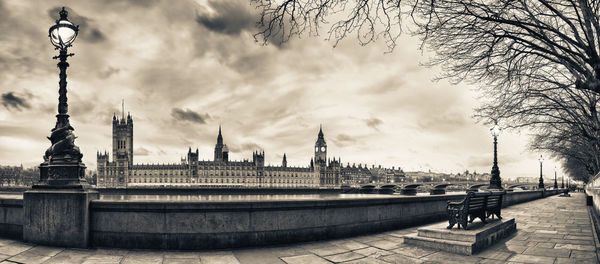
{"left": 314, "top": 125, "right": 327, "bottom": 166}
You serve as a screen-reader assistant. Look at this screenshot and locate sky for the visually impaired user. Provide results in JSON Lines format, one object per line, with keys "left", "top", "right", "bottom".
{"left": 0, "top": 0, "right": 565, "bottom": 179}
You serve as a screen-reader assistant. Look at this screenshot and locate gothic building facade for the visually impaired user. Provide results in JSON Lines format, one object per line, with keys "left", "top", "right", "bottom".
{"left": 97, "top": 112, "right": 341, "bottom": 188}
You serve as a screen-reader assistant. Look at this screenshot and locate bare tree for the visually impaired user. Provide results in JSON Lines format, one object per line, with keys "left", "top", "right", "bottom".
{"left": 253, "top": 0, "right": 600, "bottom": 180}
{"left": 533, "top": 121, "right": 599, "bottom": 182}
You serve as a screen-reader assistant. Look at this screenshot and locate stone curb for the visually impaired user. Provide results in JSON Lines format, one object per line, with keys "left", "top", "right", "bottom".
{"left": 585, "top": 206, "right": 600, "bottom": 263}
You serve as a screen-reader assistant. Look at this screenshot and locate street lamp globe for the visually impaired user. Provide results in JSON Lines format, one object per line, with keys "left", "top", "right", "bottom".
{"left": 49, "top": 8, "right": 78, "bottom": 50}
{"left": 490, "top": 123, "right": 501, "bottom": 137}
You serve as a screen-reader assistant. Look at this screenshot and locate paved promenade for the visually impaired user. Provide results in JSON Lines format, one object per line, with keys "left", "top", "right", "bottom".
{"left": 0, "top": 193, "right": 597, "bottom": 264}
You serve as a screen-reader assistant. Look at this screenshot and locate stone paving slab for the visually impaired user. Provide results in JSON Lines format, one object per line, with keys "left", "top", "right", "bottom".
{"left": 0, "top": 193, "right": 597, "bottom": 263}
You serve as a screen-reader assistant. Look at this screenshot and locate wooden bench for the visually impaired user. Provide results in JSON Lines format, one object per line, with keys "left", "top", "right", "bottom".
{"left": 485, "top": 191, "right": 504, "bottom": 220}
{"left": 446, "top": 191, "right": 505, "bottom": 230}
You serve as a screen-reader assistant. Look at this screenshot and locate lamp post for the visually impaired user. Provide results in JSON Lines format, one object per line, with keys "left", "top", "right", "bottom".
{"left": 22, "top": 7, "right": 98, "bottom": 248}
{"left": 538, "top": 155, "right": 544, "bottom": 189}
{"left": 37, "top": 7, "right": 87, "bottom": 188}
{"left": 489, "top": 121, "right": 502, "bottom": 189}
{"left": 554, "top": 166, "right": 558, "bottom": 189}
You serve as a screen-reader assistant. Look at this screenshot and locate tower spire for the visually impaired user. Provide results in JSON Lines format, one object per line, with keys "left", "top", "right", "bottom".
{"left": 121, "top": 99, "right": 125, "bottom": 120}
{"left": 318, "top": 124, "right": 324, "bottom": 139}
{"left": 217, "top": 125, "right": 223, "bottom": 145}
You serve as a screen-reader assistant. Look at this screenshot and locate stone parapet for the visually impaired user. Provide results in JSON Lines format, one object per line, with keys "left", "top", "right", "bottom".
{"left": 0, "top": 189, "right": 562, "bottom": 249}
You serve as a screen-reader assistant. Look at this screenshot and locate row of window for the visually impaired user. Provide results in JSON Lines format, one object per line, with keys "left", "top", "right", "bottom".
{"left": 98, "top": 178, "right": 316, "bottom": 185}
{"left": 101, "top": 170, "right": 315, "bottom": 178}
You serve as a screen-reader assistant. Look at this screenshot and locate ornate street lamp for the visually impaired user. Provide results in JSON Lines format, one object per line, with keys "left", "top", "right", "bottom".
{"left": 489, "top": 121, "right": 502, "bottom": 189}
{"left": 538, "top": 155, "right": 544, "bottom": 189}
{"left": 37, "top": 7, "right": 86, "bottom": 188}
{"left": 554, "top": 166, "right": 558, "bottom": 189}
{"left": 561, "top": 173, "right": 564, "bottom": 188}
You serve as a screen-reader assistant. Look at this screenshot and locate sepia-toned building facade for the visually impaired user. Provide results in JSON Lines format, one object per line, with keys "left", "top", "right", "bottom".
{"left": 0, "top": 165, "right": 38, "bottom": 187}
{"left": 97, "top": 112, "right": 341, "bottom": 188}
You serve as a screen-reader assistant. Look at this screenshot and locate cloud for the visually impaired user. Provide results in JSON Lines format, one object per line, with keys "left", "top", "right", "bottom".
{"left": 364, "top": 117, "right": 383, "bottom": 131}
{"left": 195, "top": 0, "right": 255, "bottom": 35}
{"left": 1, "top": 92, "right": 30, "bottom": 111}
{"left": 365, "top": 76, "right": 404, "bottom": 94}
{"left": 228, "top": 142, "right": 262, "bottom": 153}
{"left": 332, "top": 134, "right": 357, "bottom": 147}
{"left": 171, "top": 108, "right": 211, "bottom": 124}
{"left": 134, "top": 147, "right": 151, "bottom": 156}
{"left": 417, "top": 112, "right": 468, "bottom": 132}
{"left": 466, "top": 154, "right": 520, "bottom": 168}
{"left": 97, "top": 66, "right": 120, "bottom": 79}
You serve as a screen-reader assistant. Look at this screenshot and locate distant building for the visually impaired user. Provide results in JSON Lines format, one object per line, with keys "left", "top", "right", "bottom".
{"left": 369, "top": 165, "right": 405, "bottom": 184}
{"left": 342, "top": 163, "right": 373, "bottom": 185}
{"left": 515, "top": 177, "right": 537, "bottom": 184}
{"left": 86, "top": 169, "right": 97, "bottom": 186}
{"left": 0, "top": 165, "right": 38, "bottom": 187}
{"left": 97, "top": 110, "right": 341, "bottom": 188}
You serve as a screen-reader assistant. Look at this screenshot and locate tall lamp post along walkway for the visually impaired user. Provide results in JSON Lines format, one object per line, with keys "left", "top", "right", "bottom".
{"left": 538, "top": 155, "right": 545, "bottom": 189}
{"left": 489, "top": 122, "right": 502, "bottom": 189}
{"left": 554, "top": 167, "right": 558, "bottom": 189}
{"left": 36, "top": 7, "right": 88, "bottom": 188}
{"left": 23, "top": 7, "right": 98, "bottom": 248}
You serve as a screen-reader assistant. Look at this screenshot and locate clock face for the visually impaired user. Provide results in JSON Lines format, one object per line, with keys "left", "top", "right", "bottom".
{"left": 321, "top": 146, "right": 326, "bottom": 151}
{"left": 315, "top": 147, "right": 319, "bottom": 152}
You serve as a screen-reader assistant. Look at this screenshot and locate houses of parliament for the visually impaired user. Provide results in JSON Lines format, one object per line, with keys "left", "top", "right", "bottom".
{"left": 96, "top": 110, "right": 341, "bottom": 188}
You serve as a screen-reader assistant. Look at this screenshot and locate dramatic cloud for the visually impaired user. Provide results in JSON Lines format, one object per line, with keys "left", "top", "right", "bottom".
{"left": 228, "top": 142, "right": 263, "bottom": 153}
{"left": 332, "top": 134, "right": 357, "bottom": 147}
{"left": 97, "top": 66, "right": 120, "bottom": 79}
{"left": 364, "top": 118, "right": 383, "bottom": 131}
{"left": 467, "top": 154, "right": 521, "bottom": 168}
{"left": 417, "top": 112, "right": 468, "bottom": 132}
{"left": 1, "top": 92, "right": 30, "bottom": 111}
{"left": 171, "top": 108, "right": 211, "bottom": 124}
{"left": 0, "top": 0, "right": 554, "bottom": 180}
{"left": 196, "top": 0, "right": 255, "bottom": 35}
{"left": 134, "top": 147, "right": 151, "bottom": 156}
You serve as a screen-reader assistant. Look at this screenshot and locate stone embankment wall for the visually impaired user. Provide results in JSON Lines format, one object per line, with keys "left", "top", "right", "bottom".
{"left": 0, "top": 189, "right": 562, "bottom": 249}
{"left": 0, "top": 198, "right": 22, "bottom": 238}
{"left": 586, "top": 173, "right": 600, "bottom": 220}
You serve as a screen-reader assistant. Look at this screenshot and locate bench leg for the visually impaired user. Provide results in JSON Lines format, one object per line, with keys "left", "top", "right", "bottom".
{"left": 447, "top": 210, "right": 457, "bottom": 229}
{"left": 460, "top": 213, "right": 469, "bottom": 230}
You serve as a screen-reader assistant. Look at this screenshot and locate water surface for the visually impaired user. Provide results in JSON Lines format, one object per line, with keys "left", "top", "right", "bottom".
{"left": 0, "top": 191, "right": 468, "bottom": 201}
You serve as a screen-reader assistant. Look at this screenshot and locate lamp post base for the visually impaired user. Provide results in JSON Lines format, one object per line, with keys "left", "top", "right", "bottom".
{"left": 23, "top": 188, "right": 98, "bottom": 248}
{"left": 35, "top": 162, "right": 89, "bottom": 189}
{"left": 24, "top": 162, "right": 97, "bottom": 247}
